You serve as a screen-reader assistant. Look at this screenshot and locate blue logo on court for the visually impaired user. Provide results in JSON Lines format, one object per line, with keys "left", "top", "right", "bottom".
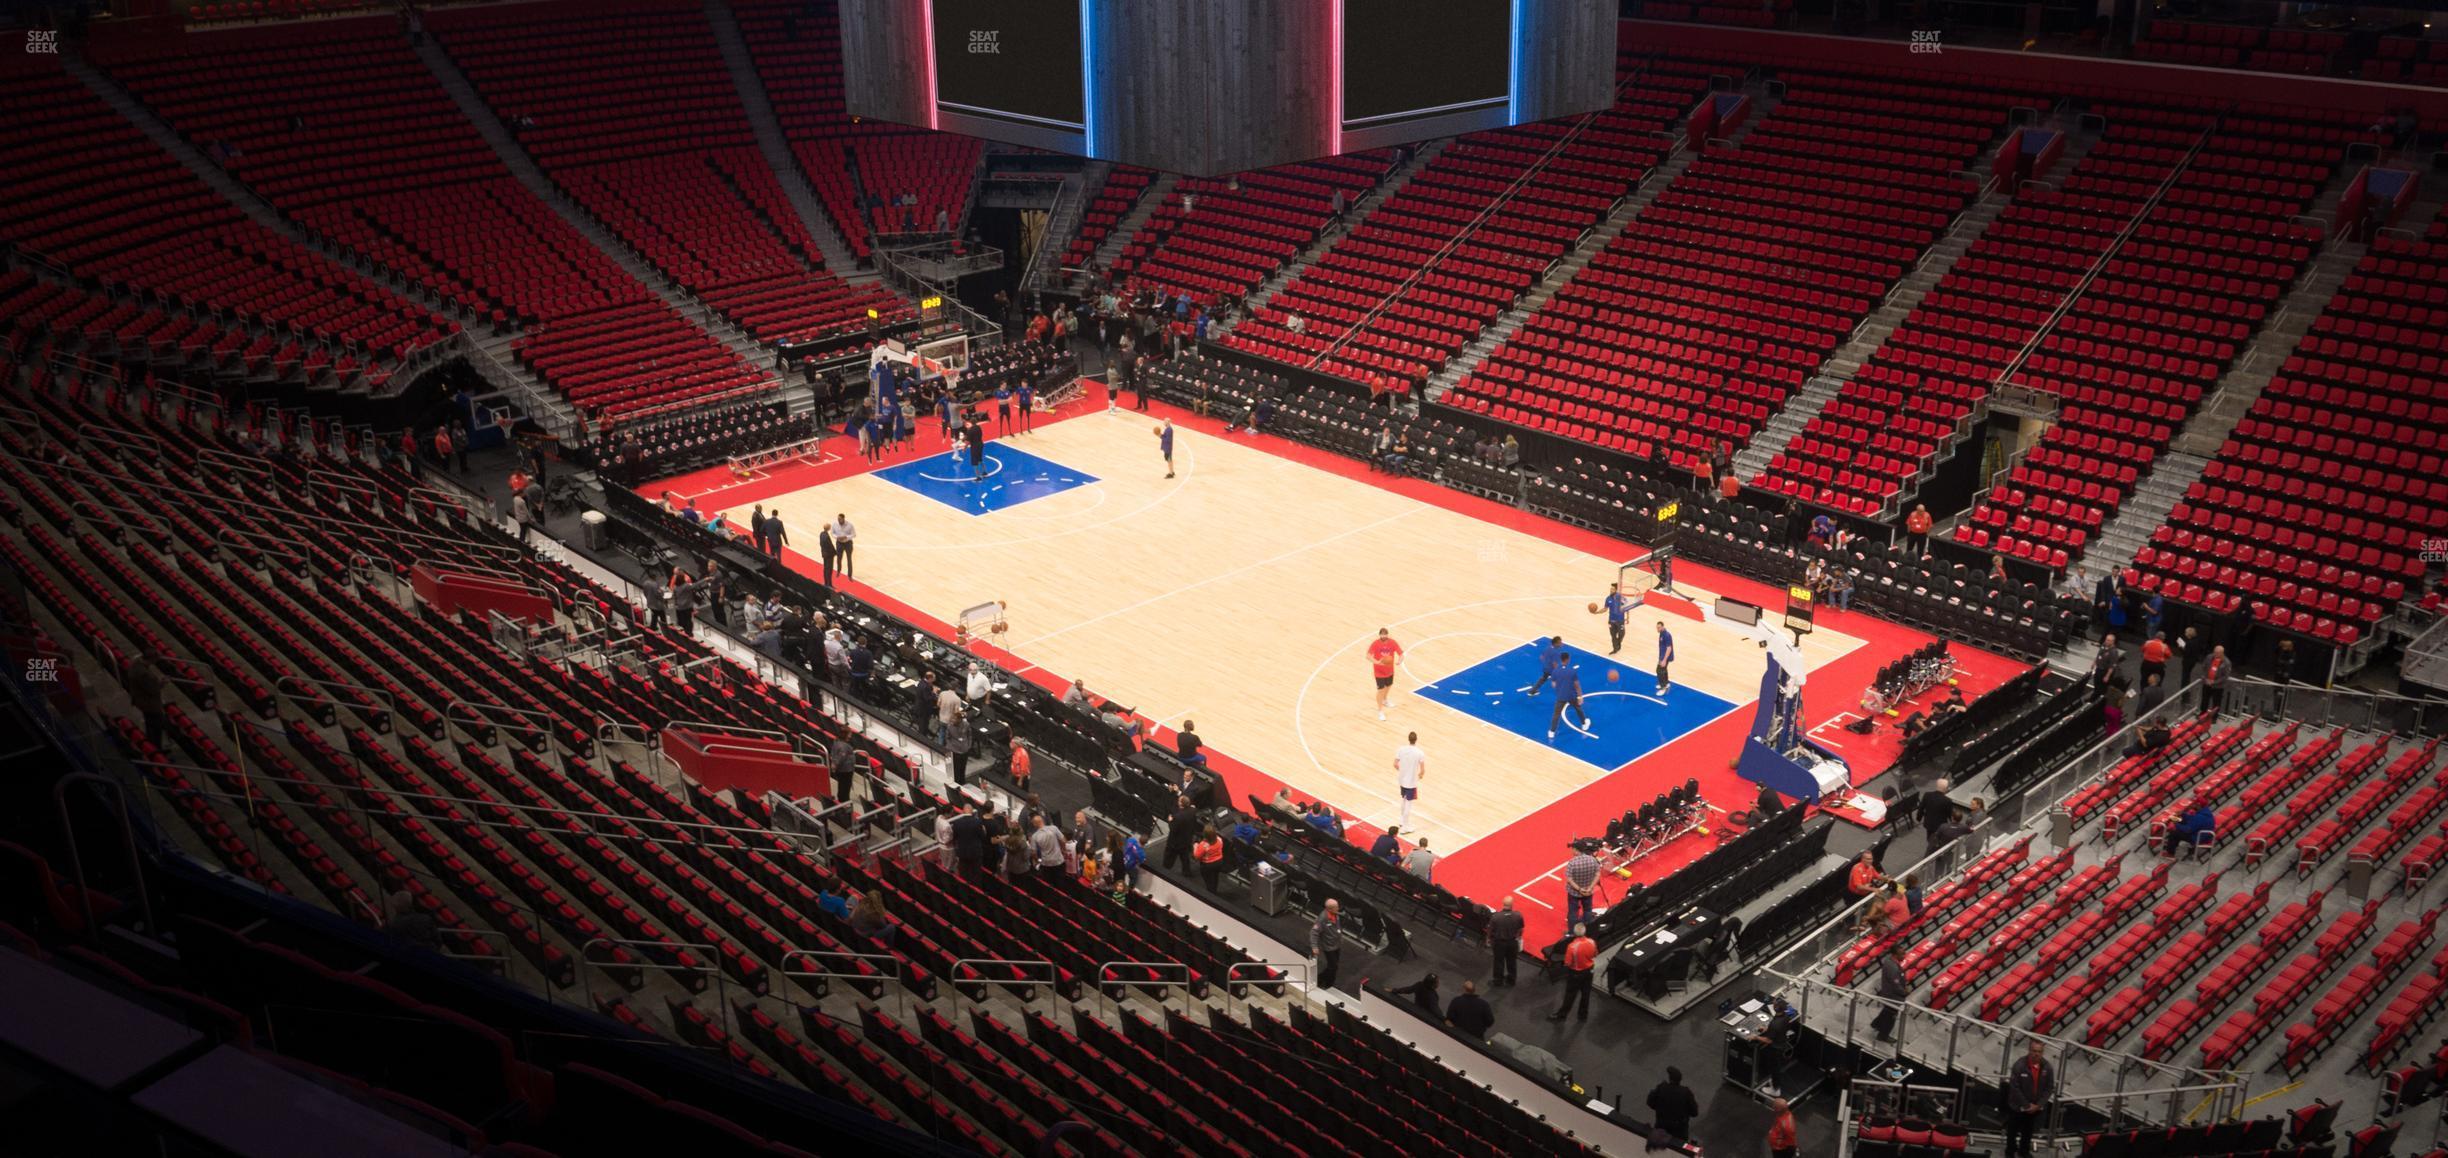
{"left": 1417, "top": 639, "right": 1738, "bottom": 771}
{"left": 872, "top": 444, "right": 1099, "bottom": 515}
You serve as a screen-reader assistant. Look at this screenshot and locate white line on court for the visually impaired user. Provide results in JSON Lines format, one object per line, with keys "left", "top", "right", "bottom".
{"left": 1011, "top": 504, "right": 1424, "bottom": 649}
{"left": 827, "top": 427, "right": 1197, "bottom": 550}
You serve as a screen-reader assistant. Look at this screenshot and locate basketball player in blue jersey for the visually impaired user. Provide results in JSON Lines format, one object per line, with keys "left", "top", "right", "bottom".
{"left": 1655, "top": 620, "right": 1676, "bottom": 694}
{"left": 1547, "top": 650, "right": 1589, "bottom": 741}
{"left": 1602, "top": 584, "right": 1633, "bottom": 654}
{"left": 1523, "top": 634, "right": 1566, "bottom": 697}
{"left": 1015, "top": 381, "right": 1035, "bottom": 432}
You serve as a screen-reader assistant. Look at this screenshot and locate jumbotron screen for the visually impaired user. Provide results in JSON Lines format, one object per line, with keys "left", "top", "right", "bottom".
{"left": 928, "top": 0, "right": 1086, "bottom": 135}
{"left": 1340, "top": 0, "right": 1514, "bottom": 134}
{"left": 844, "top": 0, "right": 1614, "bottom": 175}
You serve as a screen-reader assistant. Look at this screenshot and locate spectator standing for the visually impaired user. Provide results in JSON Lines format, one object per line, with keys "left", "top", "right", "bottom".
{"left": 2139, "top": 632, "right": 2171, "bottom": 686}
{"left": 1562, "top": 845, "right": 1601, "bottom": 929}
{"left": 1030, "top": 816, "right": 1065, "bottom": 873}
{"left": 1446, "top": 980, "right": 1494, "bottom": 1039}
{"left": 1487, "top": 897, "right": 1525, "bottom": 986}
{"left": 1546, "top": 924, "right": 1597, "bottom": 1022}
{"left": 124, "top": 655, "right": 168, "bottom": 745}
{"left": 1163, "top": 795, "right": 1200, "bottom": 873}
{"left": 1767, "top": 1097, "right": 1799, "bottom": 1158}
{"left": 761, "top": 510, "right": 786, "bottom": 561}
{"left": 1311, "top": 899, "right": 1347, "bottom": 991}
{"left": 2004, "top": 1042, "right": 2053, "bottom": 1158}
{"left": 2135, "top": 671, "right": 2168, "bottom": 717}
{"left": 1193, "top": 826, "right": 1226, "bottom": 892}
{"left": 948, "top": 805, "right": 988, "bottom": 875}
{"left": 1645, "top": 1067, "right": 1700, "bottom": 1144}
{"left": 1008, "top": 736, "right": 1032, "bottom": 794}
{"left": 1899, "top": 501, "right": 1938, "bottom": 550}
{"left": 1917, "top": 778, "right": 1957, "bottom": 845}
{"left": 829, "top": 513, "right": 856, "bottom": 578}
{"left": 2202, "top": 645, "right": 2232, "bottom": 713}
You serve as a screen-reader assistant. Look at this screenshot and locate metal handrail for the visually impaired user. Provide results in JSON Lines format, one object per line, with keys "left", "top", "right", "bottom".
{"left": 277, "top": 675, "right": 400, "bottom": 731}
{"left": 74, "top": 423, "right": 165, "bottom": 458}
{"left": 580, "top": 937, "right": 729, "bottom": 1032}
{"left": 950, "top": 957, "right": 1059, "bottom": 1011}
{"left": 445, "top": 699, "right": 567, "bottom": 774}
{"left": 782, "top": 948, "right": 910, "bottom": 1020}
{"left": 52, "top": 772, "right": 156, "bottom": 939}
{"left": 197, "top": 448, "right": 274, "bottom": 482}
{"left": 1224, "top": 960, "right": 1303, "bottom": 999}
{"left": 215, "top": 526, "right": 311, "bottom": 566}
{"left": 1096, "top": 959, "right": 1194, "bottom": 1020}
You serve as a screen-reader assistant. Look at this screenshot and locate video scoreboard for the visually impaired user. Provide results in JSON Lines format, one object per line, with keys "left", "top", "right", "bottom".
{"left": 842, "top": 0, "right": 1616, "bottom": 175}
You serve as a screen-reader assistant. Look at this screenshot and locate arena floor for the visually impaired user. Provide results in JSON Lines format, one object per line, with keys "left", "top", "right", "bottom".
{"left": 648, "top": 388, "right": 2031, "bottom": 942}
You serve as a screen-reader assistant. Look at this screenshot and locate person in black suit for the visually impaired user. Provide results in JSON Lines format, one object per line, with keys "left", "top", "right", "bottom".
{"left": 1446, "top": 980, "right": 1495, "bottom": 1040}
{"left": 818, "top": 522, "right": 837, "bottom": 585}
{"left": 1646, "top": 1067, "right": 1700, "bottom": 1144}
{"left": 1161, "top": 795, "right": 1199, "bottom": 874}
{"left": 947, "top": 804, "right": 989, "bottom": 876}
{"left": 1486, "top": 897, "right": 1525, "bottom": 986}
{"left": 2094, "top": 570, "right": 2120, "bottom": 633}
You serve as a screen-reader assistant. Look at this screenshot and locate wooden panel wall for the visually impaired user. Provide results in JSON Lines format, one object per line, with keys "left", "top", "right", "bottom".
{"left": 840, "top": 0, "right": 932, "bottom": 131}
{"left": 1519, "top": 0, "right": 1620, "bottom": 124}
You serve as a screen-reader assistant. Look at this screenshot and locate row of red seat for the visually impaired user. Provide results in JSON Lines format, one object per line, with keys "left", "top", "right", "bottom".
{"left": 1227, "top": 101, "right": 1678, "bottom": 388}
{"left": 1462, "top": 59, "right": 2014, "bottom": 476}
{"left": 430, "top": 2, "right": 906, "bottom": 350}
{"left": 2135, "top": 226, "right": 2448, "bottom": 632}
{"left": 8, "top": 367, "right": 1595, "bottom": 1153}
{"left": 733, "top": 0, "right": 981, "bottom": 262}
{"left": 84, "top": 17, "right": 781, "bottom": 419}
{"left": 1868, "top": 714, "right": 2446, "bottom": 1079}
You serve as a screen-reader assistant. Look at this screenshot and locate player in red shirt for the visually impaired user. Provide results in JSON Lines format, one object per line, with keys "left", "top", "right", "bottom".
{"left": 1367, "top": 628, "right": 1405, "bottom": 721}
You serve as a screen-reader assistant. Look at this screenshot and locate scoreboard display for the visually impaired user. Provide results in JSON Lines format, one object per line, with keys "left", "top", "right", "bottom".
{"left": 1340, "top": 0, "right": 1516, "bottom": 149}
{"left": 928, "top": 0, "right": 1086, "bottom": 148}
{"left": 844, "top": 0, "right": 1615, "bottom": 176}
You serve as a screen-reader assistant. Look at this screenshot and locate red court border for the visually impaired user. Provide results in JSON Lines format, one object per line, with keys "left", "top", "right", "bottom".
{"left": 643, "top": 383, "right": 2029, "bottom": 944}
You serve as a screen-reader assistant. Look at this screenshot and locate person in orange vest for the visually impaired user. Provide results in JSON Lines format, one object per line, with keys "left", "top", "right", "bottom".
{"left": 1008, "top": 736, "right": 1032, "bottom": 795}
{"left": 1846, "top": 849, "right": 1885, "bottom": 897}
{"left": 1905, "top": 503, "right": 1934, "bottom": 554}
{"left": 1547, "top": 923, "right": 1597, "bottom": 1022}
{"left": 1767, "top": 1096, "right": 1798, "bottom": 1158}
{"left": 1192, "top": 825, "right": 1226, "bottom": 893}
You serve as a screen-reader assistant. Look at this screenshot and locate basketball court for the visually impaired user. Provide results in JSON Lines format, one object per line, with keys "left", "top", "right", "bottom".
{"left": 648, "top": 390, "right": 2031, "bottom": 940}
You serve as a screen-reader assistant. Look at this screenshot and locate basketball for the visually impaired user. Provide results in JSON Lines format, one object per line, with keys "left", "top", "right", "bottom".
{"left": 1606, "top": 670, "right": 1619, "bottom": 683}
{"left": 1153, "top": 425, "right": 1163, "bottom": 435}
{"left": 1587, "top": 601, "right": 1600, "bottom": 613}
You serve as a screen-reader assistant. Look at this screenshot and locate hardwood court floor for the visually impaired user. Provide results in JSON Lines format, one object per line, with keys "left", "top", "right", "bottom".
{"left": 756, "top": 409, "right": 1869, "bottom": 853}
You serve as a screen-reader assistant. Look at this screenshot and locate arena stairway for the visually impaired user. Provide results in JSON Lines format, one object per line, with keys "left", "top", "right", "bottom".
{"left": 1422, "top": 141, "right": 1695, "bottom": 403}
{"left": 1085, "top": 172, "right": 1177, "bottom": 274}
{"left": 706, "top": 0, "right": 870, "bottom": 282}
{"left": 1799, "top": 709, "right": 2448, "bottom": 1123}
{"left": 0, "top": 360, "right": 1625, "bottom": 1156}
{"left": 410, "top": 32, "right": 788, "bottom": 380}
{"left": 55, "top": 50, "right": 483, "bottom": 345}
{"left": 1229, "top": 138, "right": 1450, "bottom": 330}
